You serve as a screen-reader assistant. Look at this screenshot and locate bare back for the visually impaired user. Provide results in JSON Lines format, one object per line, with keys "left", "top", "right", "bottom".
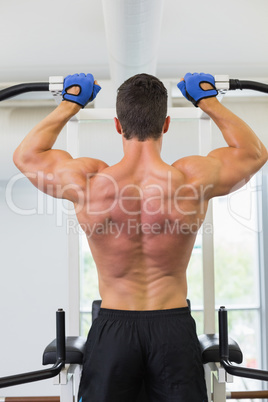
{"left": 13, "top": 82, "right": 267, "bottom": 312}
{"left": 75, "top": 159, "right": 209, "bottom": 310}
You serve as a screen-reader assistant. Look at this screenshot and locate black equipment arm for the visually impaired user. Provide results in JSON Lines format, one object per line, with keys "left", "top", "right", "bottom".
{"left": 229, "top": 79, "right": 268, "bottom": 94}
{"left": 0, "top": 309, "right": 65, "bottom": 389}
{"left": 0, "top": 83, "right": 49, "bottom": 102}
{"left": 219, "top": 307, "right": 268, "bottom": 381}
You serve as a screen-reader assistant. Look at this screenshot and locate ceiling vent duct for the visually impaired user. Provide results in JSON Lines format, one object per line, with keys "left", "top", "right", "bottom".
{"left": 102, "top": 0, "right": 164, "bottom": 89}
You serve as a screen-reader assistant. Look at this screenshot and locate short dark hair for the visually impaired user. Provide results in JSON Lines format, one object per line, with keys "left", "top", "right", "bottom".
{"left": 116, "top": 73, "right": 168, "bottom": 141}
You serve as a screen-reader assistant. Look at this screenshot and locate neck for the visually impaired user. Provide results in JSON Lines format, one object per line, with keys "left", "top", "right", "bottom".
{"left": 121, "top": 137, "right": 163, "bottom": 165}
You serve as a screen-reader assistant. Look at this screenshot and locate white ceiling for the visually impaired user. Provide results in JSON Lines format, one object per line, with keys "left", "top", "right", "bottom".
{"left": 1, "top": 0, "right": 268, "bottom": 86}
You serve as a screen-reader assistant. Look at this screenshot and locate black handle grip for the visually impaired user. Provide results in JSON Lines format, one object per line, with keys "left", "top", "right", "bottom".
{"left": 230, "top": 79, "right": 268, "bottom": 94}
{"left": 219, "top": 306, "right": 229, "bottom": 360}
{"left": 0, "top": 82, "right": 49, "bottom": 102}
{"left": 56, "top": 308, "right": 66, "bottom": 362}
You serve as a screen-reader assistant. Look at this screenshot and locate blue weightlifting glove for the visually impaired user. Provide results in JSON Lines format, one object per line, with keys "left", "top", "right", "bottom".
{"left": 62, "top": 73, "right": 101, "bottom": 108}
{"left": 177, "top": 73, "right": 218, "bottom": 107}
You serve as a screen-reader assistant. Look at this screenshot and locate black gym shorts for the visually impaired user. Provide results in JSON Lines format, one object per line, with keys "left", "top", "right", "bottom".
{"left": 78, "top": 307, "right": 208, "bottom": 402}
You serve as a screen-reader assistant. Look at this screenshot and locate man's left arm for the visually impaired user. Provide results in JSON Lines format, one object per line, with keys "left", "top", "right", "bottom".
{"left": 13, "top": 74, "right": 107, "bottom": 203}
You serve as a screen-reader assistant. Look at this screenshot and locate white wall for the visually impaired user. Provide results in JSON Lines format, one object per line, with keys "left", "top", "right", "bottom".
{"left": 0, "top": 106, "right": 69, "bottom": 397}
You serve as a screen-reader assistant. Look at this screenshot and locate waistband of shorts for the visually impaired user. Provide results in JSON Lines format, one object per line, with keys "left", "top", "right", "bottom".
{"left": 99, "top": 306, "right": 190, "bottom": 319}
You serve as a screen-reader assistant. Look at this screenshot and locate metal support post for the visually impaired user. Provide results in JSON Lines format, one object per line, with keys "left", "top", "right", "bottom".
{"left": 212, "top": 372, "right": 227, "bottom": 402}
{"left": 59, "top": 366, "right": 74, "bottom": 402}
{"left": 53, "top": 364, "right": 81, "bottom": 402}
{"left": 199, "top": 114, "right": 216, "bottom": 335}
{"left": 204, "top": 364, "right": 212, "bottom": 402}
{"left": 66, "top": 118, "right": 80, "bottom": 336}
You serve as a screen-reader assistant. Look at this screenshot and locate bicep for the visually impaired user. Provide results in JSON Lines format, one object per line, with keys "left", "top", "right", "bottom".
{"left": 206, "top": 147, "right": 258, "bottom": 197}
{"left": 172, "top": 149, "right": 255, "bottom": 199}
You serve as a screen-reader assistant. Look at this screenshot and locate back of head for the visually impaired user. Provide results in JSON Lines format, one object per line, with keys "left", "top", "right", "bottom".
{"left": 116, "top": 73, "right": 168, "bottom": 141}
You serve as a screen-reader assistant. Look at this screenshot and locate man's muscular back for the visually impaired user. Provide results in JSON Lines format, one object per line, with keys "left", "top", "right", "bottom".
{"left": 75, "top": 155, "right": 210, "bottom": 310}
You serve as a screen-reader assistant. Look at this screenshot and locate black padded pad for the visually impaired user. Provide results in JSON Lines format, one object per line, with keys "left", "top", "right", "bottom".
{"left": 43, "top": 333, "right": 243, "bottom": 366}
{"left": 43, "top": 336, "right": 86, "bottom": 365}
{"left": 198, "top": 334, "right": 243, "bottom": 364}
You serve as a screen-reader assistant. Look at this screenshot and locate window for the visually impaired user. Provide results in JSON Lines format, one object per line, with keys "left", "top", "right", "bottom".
{"left": 187, "top": 173, "right": 263, "bottom": 397}
{"left": 214, "top": 175, "right": 263, "bottom": 396}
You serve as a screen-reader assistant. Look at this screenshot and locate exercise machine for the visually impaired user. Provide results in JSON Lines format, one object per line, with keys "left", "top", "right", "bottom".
{"left": 0, "top": 75, "right": 267, "bottom": 401}
{"left": 1, "top": 302, "right": 268, "bottom": 401}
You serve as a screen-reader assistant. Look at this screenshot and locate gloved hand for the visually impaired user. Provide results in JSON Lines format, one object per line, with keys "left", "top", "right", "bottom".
{"left": 62, "top": 73, "right": 101, "bottom": 108}
{"left": 177, "top": 73, "right": 218, "bottom": 107}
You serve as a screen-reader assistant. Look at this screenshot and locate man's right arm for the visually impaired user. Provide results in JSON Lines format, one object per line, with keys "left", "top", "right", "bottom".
{"left": 177, "top": 73, "right": 268, "bottom": 198}
{"left": 199, "top": 96, "right": 268, "bottom": 197}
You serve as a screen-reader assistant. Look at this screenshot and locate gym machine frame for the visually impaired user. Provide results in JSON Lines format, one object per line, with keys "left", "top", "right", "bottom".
{"left": 0, "top": 309, "right": 66, "bottom": 388}
{"left": 0, "top": 76, "right": 267, "bottom": 401}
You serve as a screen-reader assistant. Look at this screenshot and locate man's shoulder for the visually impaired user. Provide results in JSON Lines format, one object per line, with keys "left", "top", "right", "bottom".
{"left": 171, "top": 155, "right": 220, "bottom": 194}
{"left": 172, "top": 155, "right": 214, "bottom": 174}
{"left": 75, "top": 157, "right": 109, "bottom": 174}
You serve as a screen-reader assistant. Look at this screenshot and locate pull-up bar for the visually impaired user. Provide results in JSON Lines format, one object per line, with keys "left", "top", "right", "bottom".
{"left": 0, "top": 76, "right": 267, "bottom": 102}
